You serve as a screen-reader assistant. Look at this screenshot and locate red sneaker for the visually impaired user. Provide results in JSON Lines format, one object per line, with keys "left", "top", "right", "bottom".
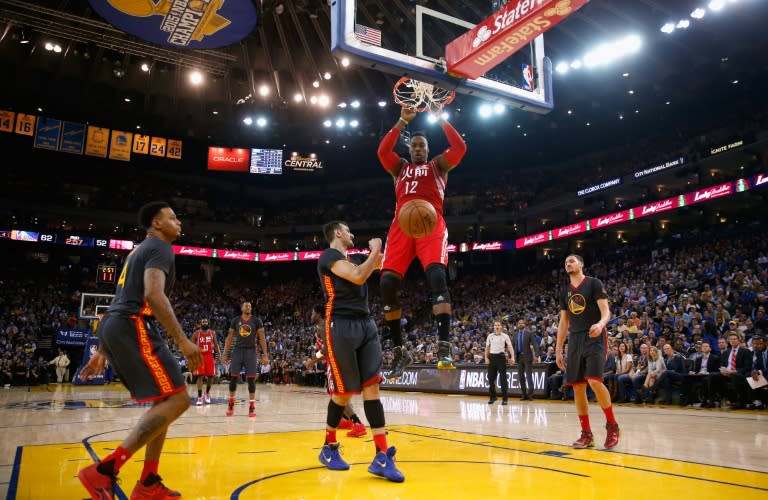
{"left": 225, "top": 406, "right": 234, "bottom": 417}
{"left": 572, "top": 431, "right": 595, "bottom": 449}
{"left": 346, "top": 423, "right": 367, "bottom": 438}
{"left": 129, "top": 474, "right": 180, "bottom": 499}
{"left": 78, "top": 462, "right": 117, "bottom": 500}
{"left": 248, "top": 406, "right": 256, "bottom": 418}
{"left": 337, "top": 419, "right": 353, "bottom": 430}
{"left": 604, "top": 422, "right": 620, "bottom": 449}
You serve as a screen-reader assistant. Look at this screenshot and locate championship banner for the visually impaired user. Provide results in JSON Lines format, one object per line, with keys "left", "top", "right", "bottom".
{"left": 445, "top": 0, "right": 591, "bottom": 79}
{"left": 109, "top": 130, "right": 133, "bottom": 161}
{"left": 0, "top": 110, "right": 15, "bottom": 132}
{"left": 133, "top": 134, "right": 150, "bottom": 154}
{"left": 167, "top": 139, "right": 183, "bottom": 160}
{"left": 85, "top": 126, "right": 109, "bottom": 158}
{"left": 381, "top": 364, "right": 550, "bottom": 397}
{"left": 56, "top": 328, "right": 90, "bottom": 347}
{"left": 60, "top": 121, "right": 87, "bottom": 154}
{"left": 33, "top": 117, "right": 62, "bottom": 151}
{"left": 150, "top": 136, "right": 167, "bottom": 157}
{"left": 87, "top": 0, "right": 258, "bottom": 49}
{"left": 14, "top": 113, "right": 35, "bottom": 136}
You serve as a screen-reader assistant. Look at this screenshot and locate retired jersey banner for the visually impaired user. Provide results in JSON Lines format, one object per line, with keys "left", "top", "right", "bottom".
{"left": 87, "top": 0, "right": 258, "bottom": 49}
{"left": 150, "top": 136, "right": 167, "bottom": 157}
{"left": 109, "top": 130, "right": 133, "bottom": 161}
{"left": 167, "top": 139, "right": 182, "bottom": 160}
{"left": 60, "top": 121, "right": 86, "bottom": 154}
{"left": 0, "top": 110, "right": 15, "bottom": 132}
{"left": 445, "top": 0, "right": 590, "bottom": 79}
{"left": 132, "top": 134, "right": 150, "bottom": 154}
{"left": 85, "top": 126, "right": 109, "bottom": 158}
{"left": 14, "top": 113, "right": 35, "bottom": 136}
{"left": 33, "top": 117, "right": 62, "bottom": 151}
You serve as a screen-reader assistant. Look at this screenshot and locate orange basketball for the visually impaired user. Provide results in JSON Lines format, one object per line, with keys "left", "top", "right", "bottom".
{"left": 398, "top": 199, "right": 437, "bottom": 238}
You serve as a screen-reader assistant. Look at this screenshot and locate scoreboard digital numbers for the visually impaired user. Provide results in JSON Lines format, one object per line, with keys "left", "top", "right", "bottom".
{"left": 250, "top": 148, "right": 283, "bottom": 174}
{"left": 97, "top": 264, "right": 117, "bottom": 284}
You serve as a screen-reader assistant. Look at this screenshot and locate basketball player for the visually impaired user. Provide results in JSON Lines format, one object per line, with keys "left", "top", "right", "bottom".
{"left": 309, "top": 304, "right": 367, "bottom": 438}
{"left": 316, "top": 221, "right": 404, "bottom": 482}
{"left": 222, "top": 301, "right": 268, "bottom": 417}
{"left": 77, "top": 201, "right": 202, "bottom": 499}
{"left": 377, "top": 106, "right": 467, "bottom": 378}
{"left": 191, "top": 318, "right": 220, "bottom": 405}
{"left": 555, "top": 254, "right": 620, "bottom": 449}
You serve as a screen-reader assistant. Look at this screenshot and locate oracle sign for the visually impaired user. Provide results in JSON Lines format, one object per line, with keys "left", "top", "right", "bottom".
{"left": 207, "top": 147, "right": 250, "bottom": 172}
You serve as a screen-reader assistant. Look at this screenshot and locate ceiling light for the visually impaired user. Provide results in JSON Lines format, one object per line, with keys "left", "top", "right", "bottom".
{"left": 323, "top": 119, "right": 332, "bottom": 127}
{"left": 37, "top": 107, "right": 43, "bottom": 113}
{"left": 338, "top": 102, "right": 347, "bottom": 108}
{"left": 676, "top": 19, "right": 690, "bottom": 29}
{"left": 493, "top": 104, "right": 505, "bottom": 115}
{"left": 310, "top": 95, "right": 318, "bottom": 104}
{"left": 350, "top": 100, "right": 360, "bottom": 108}
{"left": 378, "top": 101, "right": 387, "bottom": 107}
{"left": 258, "top": 84, "right": 270, "bottom": 96}
{"left": 318, "top": 95, "right": 330, "bottom": 106}
{"left": 666, "top": 101, "right": 671, "bottom": 105}
{"left": 293, "top": 93, "right": 303, "bottom": 103}
{"left": 124, "top": 97, "right": 131, "bottom": 102}
{"left": 212, "top": 110, "right": 219, "bottom": 115}
{"left": 628, "top": 89, "right": 634, "bottom": 94}
{"left": 732, "top": 80, "right": 739, "bottom": 84}
{"left": 189, "top": 70, "right": 203, "bottom": 85}
{"left": 243, "top": 117, "right": 253, "bottom": 125}
{"left": 335, "top": 118, "right": 346, "bottom": 128}
{"left": 691, "top": 8, "right": 706, "bottom": 19}
{"left": 325, "top": 139, "right": 330, "bottom": 144}
{"left": 555, "top": 62, "right": 569, "bottom": 74}
{"left": 350, "top": 119, "right": 359, "bottom": 127}
{"left": 341, "top": 57, "right": 350, "bottom": 67}
{"left": 622, "top": 72, "right": 629, "bottom": 77}
{"left": 256, "top": 117, "right": 267, "bottom": 127}
{"left": 570, "top": 59, "right": 582, "bottom": 69}
{"left": 427, "top": 114, "right": 438, "bottom": 124}
{"left": 660, "top": 23, "right": 675, "bottom": 34}
{"left": 19, "top": 30, "right": 30, "bottom": 44}
{"left": 312, "top": 80, "right": 320, "bottom": 88}
{"left": 141, "top": 62, "right": 150, "bottom": 72}
{"left": 708, "top": 0, "right": 725, "bottom": 11}
{"left": 323, "top": 72, "right": 332, "bottom": 80}
{"left": 478, "top": 104, "right": 492, "bottom": 118}
{"left": 44, "top": 42, "right": 54, "bottom": 51}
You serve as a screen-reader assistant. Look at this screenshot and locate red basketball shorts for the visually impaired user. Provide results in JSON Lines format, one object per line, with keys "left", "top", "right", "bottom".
{"left": 382, "top": 216, "right": 448, "bottom": 276}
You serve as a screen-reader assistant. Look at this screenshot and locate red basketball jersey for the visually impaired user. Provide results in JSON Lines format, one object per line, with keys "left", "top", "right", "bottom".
{"left": 196, "top": 330, "right": 216, "bottom": 355}
{"left": 394, "top": 160, "right": 446, "bottom": 216}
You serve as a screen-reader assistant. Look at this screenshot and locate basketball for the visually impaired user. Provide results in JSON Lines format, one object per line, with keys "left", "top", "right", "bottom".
{"left": 398, "top": 199, "right": 437, "bottom": 238}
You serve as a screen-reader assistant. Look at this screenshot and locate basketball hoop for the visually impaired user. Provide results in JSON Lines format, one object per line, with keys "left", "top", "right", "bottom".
{"left": 393, "top": 76, "right": 456, "bottom": 113}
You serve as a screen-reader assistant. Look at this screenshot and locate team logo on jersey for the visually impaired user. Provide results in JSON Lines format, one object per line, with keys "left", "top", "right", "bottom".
{"left": 239, "top": 324, "right": 252, "bottom": 337}
{"left": 568, "top": 293, "right": 586, "bottom": 315}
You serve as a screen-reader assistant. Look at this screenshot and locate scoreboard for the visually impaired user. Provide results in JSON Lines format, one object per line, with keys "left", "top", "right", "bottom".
{"left": 250, "top": 148, "right": 283, "bottom": 174}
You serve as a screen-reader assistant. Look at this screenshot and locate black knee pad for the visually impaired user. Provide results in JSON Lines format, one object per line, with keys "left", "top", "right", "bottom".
{"left": 327, "top": 399, "right": 347, "bottom": 428}
{"left": 229, "top": 378, "right": 238, "bottom": 392}
{"left": 425, "top": 264, "right": 450, "bottom": 305}
{"left": 380, "top": 271, "right": 402, "bottom": 312}
{"left": 247, "top": 377, "right": 256, "bottom": 393}
{"left": 363, "top": 399, "right": 386, "bottom": 429}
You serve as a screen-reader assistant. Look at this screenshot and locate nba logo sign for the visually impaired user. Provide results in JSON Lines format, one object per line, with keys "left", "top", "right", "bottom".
{"left": 522, "top": 64, "right": 535, "bottom": 91}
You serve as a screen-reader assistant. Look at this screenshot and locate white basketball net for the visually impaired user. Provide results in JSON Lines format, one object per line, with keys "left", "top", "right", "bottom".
{"left": 393, "top": 77, "right": 455, "bottom": 113}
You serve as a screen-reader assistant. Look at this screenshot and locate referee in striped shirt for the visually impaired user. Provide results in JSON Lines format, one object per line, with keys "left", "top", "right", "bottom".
{"left": 485, "top": 320, "right": 515, "bottom": 405}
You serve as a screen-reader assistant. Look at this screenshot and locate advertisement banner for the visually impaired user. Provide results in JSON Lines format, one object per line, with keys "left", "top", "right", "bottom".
{"left": 173, "top": 245, "right": 214, "bottom": 258}
{"left": 471, "top": 241, "right": 503, "bottom": 251}
{"left": 260, "top": 252, "right": 296, "bottom": 262}
{"left": 635, "top": 196, "right": 678, "bottom": 218}
{"left": 284, "top": 153, "right": 324, "bottom": 173}
{"left": 216, "top": 249, "right": 257, "bottom": 261}
{"left": 109, "top": 239, "right": 134, "bottom": 250}
{"left": 588, "top": 210, "right": 629, "bottom": 231}
{"left": 207, "top": 147, "right": 250, "bottom": 172}
{"left": 33, "top": 117, "right": 62, "bottom": 150}
{"left": 298, "top": 250, "right": 323, "bottom": 261}
{"left": 56, "top": 328, "right": 90, "bottom": 347}
{"left": 708, "top": 139, "right": 744, "bottom": 157}
{"left": 516, "top": 230, "right": 551, "bottom": 249}
{"left": 60, "top": 121, "right": 86, "bottom": 154}
{"left": 381, "top": 364, "right": 549, "bottom": 396}
{"left": 684, "top": 182, "right": 733, "bottom": 206}
{"left": 576, "top": 176, "right": 622, "bottom": 197}
{"left": 445, "top": 0, "right": 591, "bottom": 79}
{"left": 552, "top": 221, "right": 586, "bottom": 240}
{"left": 633, "top": 156, "right": 686, "bottom": 179}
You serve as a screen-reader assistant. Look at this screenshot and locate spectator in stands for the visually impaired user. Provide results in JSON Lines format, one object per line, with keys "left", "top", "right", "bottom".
{"left": 48, "top": 348, "right": 70, "bottom": 383}
{"left": 655, "top": 344, "right": 686, "bottom": 404}
{"left": 683, "top": 341, "right": 719, "bottom": 406}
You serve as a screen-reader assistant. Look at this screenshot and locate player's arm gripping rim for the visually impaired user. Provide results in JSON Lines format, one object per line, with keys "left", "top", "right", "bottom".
{"left": 377, "top": 107, "right": 416, "bottom": 179}
{"left": 432, "top": 114, "right": 467, "bottom": 175}
{"left": 145, "top": 268, "right": 202, "bottom": 372}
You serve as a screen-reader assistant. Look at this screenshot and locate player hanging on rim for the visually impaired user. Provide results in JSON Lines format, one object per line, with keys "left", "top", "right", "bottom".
{"left": 377, "top": 105, "right": 467, "bottom": 378}
{"left": 192, "top": 318, "right": 220, "bottom": 405}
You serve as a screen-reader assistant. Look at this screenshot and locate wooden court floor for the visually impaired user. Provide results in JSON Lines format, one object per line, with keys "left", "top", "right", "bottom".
{"left": 1, "top": 383, "right": 766, "bottom": 499}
